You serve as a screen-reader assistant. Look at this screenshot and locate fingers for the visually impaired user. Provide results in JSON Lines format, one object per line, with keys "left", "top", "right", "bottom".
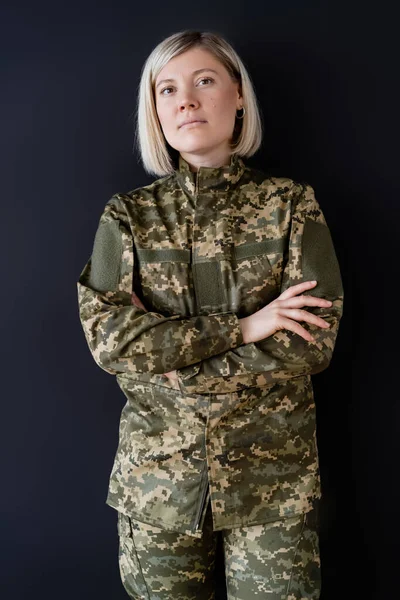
{"left": 279, "top": 280, "right": 320, "bottom": 301}
{"left": 278, "top": 281, "right": 332, "bottom": 308}
{"left": 280, "top": 307, "right": 330, "bottom": 331}
{"left": 131, "top": 291, "right": 147, "bottom": 310}
{"left": 164, "top": 370, "right": 179, "bottom": 380}
{"left": 279, "top": 317, "right": 317, "bottom": 342}
{"left": 280, "top": 294, "right": 332, "bottom": 309}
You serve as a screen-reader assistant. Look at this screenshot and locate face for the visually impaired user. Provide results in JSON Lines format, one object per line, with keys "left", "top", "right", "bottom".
{"left": 154, "top": 47, "right": 242, "bottom": 166}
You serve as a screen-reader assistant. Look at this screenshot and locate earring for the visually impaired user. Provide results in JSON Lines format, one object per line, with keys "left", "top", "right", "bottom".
{"left": 236, "top": 106, "right": 246, "bottom": 119}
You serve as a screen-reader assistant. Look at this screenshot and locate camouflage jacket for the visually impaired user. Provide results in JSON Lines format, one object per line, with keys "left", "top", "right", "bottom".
{"left": 77, "top": 153, "right": 344, "bottom": 537}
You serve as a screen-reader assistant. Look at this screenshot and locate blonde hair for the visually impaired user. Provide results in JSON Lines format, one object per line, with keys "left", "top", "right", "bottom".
{"left": 134, "top": 30, "right": 264, "bottom": 177}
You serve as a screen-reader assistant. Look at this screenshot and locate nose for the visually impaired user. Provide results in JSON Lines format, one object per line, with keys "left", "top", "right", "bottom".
{"left": 179, "top": 101, "right": 197, "bottom": 111}
{"left": 179, "top": 100, "right": 198, "bottom": 112}
{"left": 178, "top": 91, "right": 199, "bottom": 112}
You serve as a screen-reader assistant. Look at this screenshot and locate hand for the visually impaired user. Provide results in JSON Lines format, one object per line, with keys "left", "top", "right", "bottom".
{"left": 131, "top": 291, "right": 147, "bottom": 310}
{"left": 163, "top": 370, "right": 179, "bottom": 380}
{"left": 239, "top": 280, "right": 333, "bottom": 344}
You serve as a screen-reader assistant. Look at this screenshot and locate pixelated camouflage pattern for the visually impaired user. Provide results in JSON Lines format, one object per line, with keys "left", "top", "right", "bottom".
{"left": 117, "top": 499, "right": 320, "bottom": 599}
{"left": 223, "top": 502, "right": 320, "bottom": 599}
{"left": 76, "top": 152, "right": 344, "bottom": 537}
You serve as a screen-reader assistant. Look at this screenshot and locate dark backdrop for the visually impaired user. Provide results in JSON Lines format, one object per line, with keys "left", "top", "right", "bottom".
{"left": 1, "top": 1, "right": 398, "bottom": 599}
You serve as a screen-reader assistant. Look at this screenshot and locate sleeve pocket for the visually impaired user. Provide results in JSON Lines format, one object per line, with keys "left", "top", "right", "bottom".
{"left": 301, "top": 218, "right": 343, "bottom": 298}
{"left": 87, "top": 220, "right": 123, "bottom": 292}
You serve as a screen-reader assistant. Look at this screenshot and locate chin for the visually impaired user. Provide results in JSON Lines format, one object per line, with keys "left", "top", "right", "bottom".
{"left": 177, "top": 139, "right": 219, "bottom": 153}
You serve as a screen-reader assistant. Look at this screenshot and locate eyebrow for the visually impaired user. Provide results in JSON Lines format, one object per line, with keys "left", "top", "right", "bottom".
{"left": 155, "top": 68, "right": 219, "bottom": 89}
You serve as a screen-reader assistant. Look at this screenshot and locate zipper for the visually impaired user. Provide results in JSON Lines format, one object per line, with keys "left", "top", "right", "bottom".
{"left": 192, "top": 170, "right": 207, "bottom": 533}
{"left": 192, "top": 170, "right": 200, "bottom": 311}
{"left": 192, "top": 461, "right": 209, "bottom": 533}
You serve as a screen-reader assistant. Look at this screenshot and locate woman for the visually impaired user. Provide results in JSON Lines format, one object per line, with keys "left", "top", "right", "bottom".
{"left": 77, "top": 29, "right": 344, "bottom": 600}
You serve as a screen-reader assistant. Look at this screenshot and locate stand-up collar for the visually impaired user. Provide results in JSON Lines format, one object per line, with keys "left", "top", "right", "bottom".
{"left": 176, "top": 153, "right": 246, "bottom": 195}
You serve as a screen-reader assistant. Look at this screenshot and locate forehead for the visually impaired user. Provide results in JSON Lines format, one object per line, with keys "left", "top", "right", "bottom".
{"left": 155, "top": 47, "right": 224, "bottom": 83}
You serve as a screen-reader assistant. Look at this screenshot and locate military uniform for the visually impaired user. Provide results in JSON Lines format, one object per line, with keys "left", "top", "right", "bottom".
{"left": 117, "top": 496, "right": 321, "bottom": 599}
{"left": 76, "top": 153, "right": 343, "bottom": 597}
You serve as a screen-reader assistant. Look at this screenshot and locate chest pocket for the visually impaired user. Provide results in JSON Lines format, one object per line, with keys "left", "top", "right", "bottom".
{"left": 137, "top": 248, "right": 231, "bottom": 317}
{"left": 136, "top": 248, "right": 196, "bottom": 317}
{"left": 136, "top": 238, "right": 286, "bottom": 319}
{"left": 231, "top": 238, "right": 285, "bottom": 317}
{"left": 192, "top": 259, "right": 229, "bottom": 315}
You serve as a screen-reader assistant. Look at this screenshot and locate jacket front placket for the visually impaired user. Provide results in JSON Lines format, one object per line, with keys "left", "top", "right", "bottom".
{"left": 176, "top": 162, "right": 218, "bottom": 534}
{"left": 191, "top": 167, "right": 212, "bottom": 534}
{"left": 176, "top": 155, "right": 245, "bottom": 534}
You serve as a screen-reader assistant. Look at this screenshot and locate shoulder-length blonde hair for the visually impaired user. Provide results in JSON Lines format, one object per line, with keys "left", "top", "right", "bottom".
{"left": 134, "top": 30, "right": 263, "bottom": 177}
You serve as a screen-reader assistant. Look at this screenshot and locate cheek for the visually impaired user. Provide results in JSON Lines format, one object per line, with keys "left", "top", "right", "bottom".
{"left": 156, "top": 106, "right": 171, "bottom": 132}
{"left": 212, "top": 103, "right": 235, "bottom": 130}
{"left": 155, "top": 102, "right": 164, "bottom": 122}
{"left": 209, "top": 94, "right": 236, "bottom": 117}
{"left": 208, "top": 96, "right": 223, "bottom": 111}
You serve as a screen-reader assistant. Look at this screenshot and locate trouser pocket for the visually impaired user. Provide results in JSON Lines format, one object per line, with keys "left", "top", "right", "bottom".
{"left": 116, "top": 508, "right": 217, "bottom": 600}
{"left": 223, "top": 506, "right": 321, "bottom": 600}
{"left": 117, "top": 511, "right": 150, "bottom": 599}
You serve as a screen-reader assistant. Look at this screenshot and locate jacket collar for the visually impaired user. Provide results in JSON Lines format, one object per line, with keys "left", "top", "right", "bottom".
{"left": 175, "top": 153, "right": 246, "bottom": 195}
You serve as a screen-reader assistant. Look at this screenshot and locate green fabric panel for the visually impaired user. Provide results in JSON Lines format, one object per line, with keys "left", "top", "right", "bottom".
{"left": 301, "top": 218, "right": 343, "bottom": 297}
{"left": 192, "top": 261, "right": 226, "bottom": 309}
{"left": 87, "top": 220, "right": 122, "bottom": 292}
{"left": 234, "top": 238, "right": 283, "bottom": 259}
{"left": 137, "top": 248, "right": 191, "bottom": 263}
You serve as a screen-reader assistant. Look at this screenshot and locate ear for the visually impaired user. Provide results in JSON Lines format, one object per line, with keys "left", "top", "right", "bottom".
{"left": 233, "top": 79, "right": 243, "bottom": 105}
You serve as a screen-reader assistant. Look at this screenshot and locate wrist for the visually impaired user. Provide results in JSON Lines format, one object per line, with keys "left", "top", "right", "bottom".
{"left": 239, "top": 317, "right": 252, "bottom": 344}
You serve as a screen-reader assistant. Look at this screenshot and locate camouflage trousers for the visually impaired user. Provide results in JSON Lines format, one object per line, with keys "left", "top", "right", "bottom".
{"left": 116, "top": 498, "right": 321, "bottom": 599}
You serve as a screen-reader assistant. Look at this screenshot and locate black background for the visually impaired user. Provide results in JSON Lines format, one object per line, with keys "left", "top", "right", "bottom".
{"left": 1, "top": 1, "right": 398, "bottom": 599}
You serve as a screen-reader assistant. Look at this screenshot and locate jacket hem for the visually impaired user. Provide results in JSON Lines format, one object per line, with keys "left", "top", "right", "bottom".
{"left": 212, "top": 499, "right": 322, "bottom": 532}
{"left": 105, "top": 498, "right": 204, "bottom": 539}
{"left": 106, "top": 491, "right": 322, "bottom": 538}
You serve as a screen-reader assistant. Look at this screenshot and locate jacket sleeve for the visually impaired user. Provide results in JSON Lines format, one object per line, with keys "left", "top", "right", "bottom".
{"left": 76, "top": 194, "right": 244, "bottom": 376}
{"left": 176, "top": 180, "right": 344, "bottom": 388}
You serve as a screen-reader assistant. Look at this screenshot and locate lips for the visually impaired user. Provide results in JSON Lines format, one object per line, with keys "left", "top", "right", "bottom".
{"left": 180, "top": 120, "right": 207, "bottom": 128}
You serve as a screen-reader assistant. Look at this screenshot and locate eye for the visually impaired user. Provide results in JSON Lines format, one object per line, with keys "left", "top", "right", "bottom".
{"left": 159, "top": 77, "right": 214, "bottom": 96}
{"left": 160, "top": 86, "right": 173, "bottom": 96}
{"left": 198, "top": 77, "right": 214, "bottom": 86}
